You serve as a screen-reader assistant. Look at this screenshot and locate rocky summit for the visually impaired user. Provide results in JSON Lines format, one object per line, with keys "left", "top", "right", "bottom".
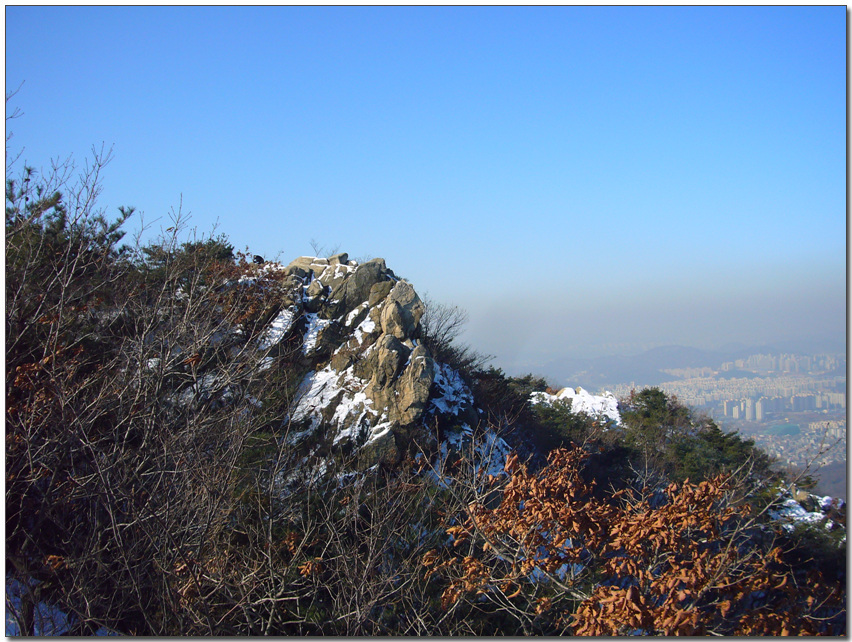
{"left": 253, "top": 253, "right": 494, "bottom": 467}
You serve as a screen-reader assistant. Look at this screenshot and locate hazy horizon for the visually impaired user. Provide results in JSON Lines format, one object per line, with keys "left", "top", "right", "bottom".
{"left": 463, "top": 267, "right": 846, "bottom": 374}
{"left": 6, "top": 6, "right": 846, "bottom": 374}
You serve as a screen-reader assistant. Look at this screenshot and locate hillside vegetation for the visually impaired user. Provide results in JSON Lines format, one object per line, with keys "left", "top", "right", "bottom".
{"left": 5, "top": 138, "right": 845, "bottom": 635}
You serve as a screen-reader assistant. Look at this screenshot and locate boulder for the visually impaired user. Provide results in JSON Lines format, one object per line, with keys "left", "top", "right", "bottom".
{"left": 306, "top": 278, "right": 327, "bottom": 299}
{"left": 285, "top": 264, "right": 310, "bottom": 280}
{"left": 313, "top": 322, "right": 345, "bottom": 360}
{"left": 287, "top": 256, "right": 333, "bottom": 280}
{"left": 330, "top": 347, "right": 357, "bottom": 372}
{"left": 371, "top": 334, "right": 410, "bottom": 388}
{"left": 359, "top": 430, "right": 399, "bottom": 467}
{"left": 344, "top": 303, "right": 370, "bottom": 330}
{"left": 368, "top": 280, "right": 394, "bottom": 307}
{"left": 318, "top": 269, "right": 349, "bottom": 294}
{"left": 328, "top": 258, "right": 389, "bottom": 318}
{"left": 395, "top": 346, "right": 435, "bottom": 424}
{"left": 380, "top": 281, "right": 425, "bottom": 339}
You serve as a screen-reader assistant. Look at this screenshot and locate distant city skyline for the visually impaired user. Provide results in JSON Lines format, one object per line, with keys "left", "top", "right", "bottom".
{"left": 6, "top": 6, "right": 845, "bottom": 369}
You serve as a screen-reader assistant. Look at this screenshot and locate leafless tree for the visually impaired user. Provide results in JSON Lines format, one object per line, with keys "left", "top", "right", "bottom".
{"left": 419, "top": 297, "right": 491, "bottom": 378}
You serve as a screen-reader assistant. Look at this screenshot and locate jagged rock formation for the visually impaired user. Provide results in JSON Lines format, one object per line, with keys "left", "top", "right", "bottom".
{"left": 255, "top": 253, "right": 487, "bottom": 467}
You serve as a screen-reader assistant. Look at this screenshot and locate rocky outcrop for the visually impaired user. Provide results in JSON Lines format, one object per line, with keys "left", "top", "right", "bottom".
{"left": 380, "top": 281, "right": 425, "bottom": 339}
{"left": 256, "top": 254, "right": 477, "bottom": 467}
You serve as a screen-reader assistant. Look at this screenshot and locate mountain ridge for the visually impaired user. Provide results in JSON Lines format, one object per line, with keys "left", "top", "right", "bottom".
{"left": 538, "top": 341, "right": 845, "bottom": 390}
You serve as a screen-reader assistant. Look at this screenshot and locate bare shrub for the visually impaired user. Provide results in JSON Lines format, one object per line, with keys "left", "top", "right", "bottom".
{"left": 419, "top": 298, "right": 490, "bottom": 380}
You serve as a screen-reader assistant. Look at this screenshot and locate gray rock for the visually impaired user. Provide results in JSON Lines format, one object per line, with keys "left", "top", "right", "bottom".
{"left": 371, "top": 334, "right": 410, "bottom": 388}
{"left": 328, "top": 258, "right": 389, "bottom": 317}
{"left": 287, "top": 256, "right": 315, "bottom": 270}
{"left": 313, "top": 322, "right": 345, "bottom": 360}
{"left": 281, "top": 274, "right": 305, "bottom": 290}
{"left": 318, "top": 268, "right": 349, "bottom": 294}
{"left": 306, "top": 278, "right": 327, "bottom": 299}
{"left": 359, "top": 430, "right": 399, "bottom": 467}
{"left": 380, "top": 281, "right": 425, "bottom": 339}
{"left": 395, "top": 346, "right": 436, "bottom": 424}
{"left": 287, "top": 256, "right": 331, "bottom": 280}
{"left": 368, "top": 280, "right": 394, "bottom": 307}
{"left": 367, "top": 305, "right": 383, "bottom": 328}
{"left": 344, "top": 303, "right": 370, "bottom": 329}
{"left": 363, "top": 343, "right": 435, "bottom": 428}
{"left": 268, "top": 254, "right": 465, "bottom": 467}
{"left": 330, "top": 347, "right": 357, "bottom": 371}
{"left": 285, "top": 264, "right": 310, "bottom": 280}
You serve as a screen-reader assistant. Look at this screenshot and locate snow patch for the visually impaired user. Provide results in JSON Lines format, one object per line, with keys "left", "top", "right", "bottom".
{"left": 365, "top": 419, "right": 394, "bottom": 445}
{"left": 428, "top": 425, "right": 511, "bottom": 487}
{"left": 6, "top": 576, "right": 70, "bottom": 636}
{"left": 290, "top": 368, "right": 344, "bottom": 430}
{"left": 769, "top": 498, "right": 827, "bottom": 531}
{"left": 429, "top": 363, "right": 473, "bottom": 415}
{"left": 258, "top": 307, "right": 296, "bottom": 350}
{"left": 354, "top": 314, "right": 377, "bottom": 345}
{"left": 345, "top": 302, "right": 369, "bottom": 327}
{"left": 531, "top": 387, "right": 621, "bottom": 425}
{"left": 290, "top": 365, "right": 381, "bottom": 449}
{"left": 302, "top": 313, "right": 330, "bottom": 355}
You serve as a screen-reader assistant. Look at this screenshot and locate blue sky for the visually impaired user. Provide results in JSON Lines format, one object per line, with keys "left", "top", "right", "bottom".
{"left": 6, "top": 6, "right": 846, "bottom": 372}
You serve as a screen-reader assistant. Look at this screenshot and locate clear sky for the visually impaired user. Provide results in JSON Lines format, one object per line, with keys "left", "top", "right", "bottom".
{"left": 6, "top": 6, "right": 847, "bottom": 372}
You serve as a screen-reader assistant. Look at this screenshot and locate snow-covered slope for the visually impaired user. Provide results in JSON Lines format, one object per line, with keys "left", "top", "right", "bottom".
{"left": 530, "top": 386, "right": 621, "bottom": 425}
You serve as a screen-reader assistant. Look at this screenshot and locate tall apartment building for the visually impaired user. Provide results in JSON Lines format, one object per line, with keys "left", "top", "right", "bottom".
{"left": 755, "top": 397, "right": 765, "bottom": 422}
{"left": 723, "top": 399, "right": 741, "bottom": 417}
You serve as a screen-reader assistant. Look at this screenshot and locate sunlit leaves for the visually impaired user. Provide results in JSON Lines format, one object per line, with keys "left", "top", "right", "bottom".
{"left": 426, "top": 446, "right": 844, "bottom": 635}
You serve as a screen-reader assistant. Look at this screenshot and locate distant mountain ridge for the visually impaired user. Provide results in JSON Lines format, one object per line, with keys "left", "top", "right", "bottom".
{"left": 539, "top": 341, "right": 845, "bottom": 391}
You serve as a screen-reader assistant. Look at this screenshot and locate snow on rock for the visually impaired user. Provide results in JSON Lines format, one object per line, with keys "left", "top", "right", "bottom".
{"left": 289, "top": 364, "right": 383, "bottom": 449}
{"left": 428, "top": 424, "right": 512, "bottom": 488}
{"left": 258, "top": 306, "right": 297, "bottom": 350}
{"left": 769, "top": 498, "right": 828, "bottom": 531}
{"left": 290, "top": 367, "right": 350, "bottom": 431}
{"left": 301, "top": 313, "right": 330, "bottom": 355}
{"left": 476, "top": 429, "right": 513, "bottom": 477}
{"left": 353, "top": 314, "right": 377, "bottom": 346}
{"left": 168, "top": 374, "right": 224, "bottom": 408}
{"left": 530, "top": 386, "right": 621, "bottom": 425}
{"left": 769, "top": 491, "right": 846, "bottom": 533}
{"left": 217, "top": 253, "right": 501, "bottom": 468}
{"left": 429, "top": 363, "right": 474, "bottom": 416}
{"left": 819, "top": 495, "right": 845, "bottom": 512}
{"left": 345, "top": 302, "right": 369, "bottom": 327}
{"left": 365, "top": 419, "right": 394, "bottom": 446}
